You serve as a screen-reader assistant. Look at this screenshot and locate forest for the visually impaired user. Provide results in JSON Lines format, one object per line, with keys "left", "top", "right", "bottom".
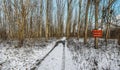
{"left": 0, "top": 0, "right": 120, "bottom": 47}
{"left": 0, "top": 0, "right": 120, "bottom": 70}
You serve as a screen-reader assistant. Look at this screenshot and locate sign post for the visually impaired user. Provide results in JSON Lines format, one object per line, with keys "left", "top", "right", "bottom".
{"left": 92, "top": 29, "right": 102, "bottom": 48}
{"left": 92, "top": 30, "right": 102, "bottom": 38}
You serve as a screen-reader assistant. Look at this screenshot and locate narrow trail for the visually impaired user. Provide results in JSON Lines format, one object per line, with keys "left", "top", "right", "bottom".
{"left": 30, "top": 43, "right": 58, "bottom": 70}
{"left": 30, "top": 41, "right": 66, "bottom": 70}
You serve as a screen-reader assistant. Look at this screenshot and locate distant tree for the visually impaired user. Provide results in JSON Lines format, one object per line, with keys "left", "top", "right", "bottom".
{"left": 77, "top": 0, "right": 82, "bottom": 39}
{"left": 105, "top": 0, "right": 116, "bottom": 45}
{"left": 56, "top": 0, "right": 65, "bottom": 38}
{"left": 45, "top": 0, "right": 53, "bottom": 40}
{"left": 84, "top": 0, "right": 90, "bottom": 44}
{"left": 66, "top": 0, "right": 73, "bottom": 39}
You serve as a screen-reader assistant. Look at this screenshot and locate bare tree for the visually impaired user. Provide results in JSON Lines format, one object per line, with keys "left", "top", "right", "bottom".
{"left": 84, "top": 0, "right": 90, "bottom": 44}
{"left": 66, "top": 0, "right": 73, "bottom": 39}
{"left": 39, "top": 0, "right": 44, "bottom": 38}
{"left": 45, "top": 0, "right": 53, "bottom": 40}
{"left": 77, "top": 0, "right": 83, "bottom": 39}
{"left": 56, "top": 0, "right": 65, "bottom": 38}
{"left": 105, "top": 0, "right": 116, "bottom": 45}
{"left": 94, "top": 0, "right": 100, "bottom": 48}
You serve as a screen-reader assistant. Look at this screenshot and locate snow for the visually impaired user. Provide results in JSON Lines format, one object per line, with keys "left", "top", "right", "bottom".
{"left": 37, "top": 44, "right": 63, "bottom": 70}
{"left": 0, "top": 39, "right": 56, "bottom": 70}
{"left": 0, "top": 38, "right": 120, "bottom": 70}
{"left": 68, "top": 38, "right": 120, "bottom": 70}
{"left": 59, "top": 37, "right": 66, "bottom": 41}
{"left": 116, "top": 15, "right": 120, "bottom": 20}
{"left": 37, "top": 42, "right": 76, "bottom": 70}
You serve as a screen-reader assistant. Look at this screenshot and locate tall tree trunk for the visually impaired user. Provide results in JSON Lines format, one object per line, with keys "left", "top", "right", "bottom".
{"left": 45, "top": 0, "right": 49, "bottom": 41}
{"left": 77, "top": 0, "right": 82, "bottom": 39}
{"left": 66, "top": 0, "right": 72, "bottom": 39}
{"left": 105, "top": 22, "right": 110, "bottom": 45}
{"left": 84, "top": 0, "right": 90, "bottom": 44}
{"left": 105, "top": 0, "right": 112, "bottom": 45}
{"left": 94, "top": 0, "right": 99, "bottom": 48}
{"left": 45, "top": 0, "right": 52, "bottom": 40}
{"left": 39, "top": 0, "right": 43, "bottom": 38}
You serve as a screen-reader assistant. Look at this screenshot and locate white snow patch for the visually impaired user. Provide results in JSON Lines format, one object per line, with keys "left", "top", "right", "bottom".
{"left": 0, "top": 38, "right": 120, "bottom": 70}
{"left": 59, "top": 37, "right": 66, "bottom": 41}
{"left": 0, "top": 40, "right": 56, "bottom": 70}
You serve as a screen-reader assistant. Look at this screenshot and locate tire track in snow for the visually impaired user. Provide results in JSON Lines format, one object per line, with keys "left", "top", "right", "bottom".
{"left": 37, "top": 44, "right": 64, "bottom": 70}
{"left": 30, "top": 42, "right": 59, "bottom": 70}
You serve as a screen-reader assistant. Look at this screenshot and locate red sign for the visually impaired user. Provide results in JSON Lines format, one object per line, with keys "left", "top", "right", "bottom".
{"left": 92, "top": 30, "right": 102, "bottom": 37}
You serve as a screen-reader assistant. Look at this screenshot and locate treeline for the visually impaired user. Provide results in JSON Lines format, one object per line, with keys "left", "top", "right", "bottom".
{"left": 0, "top": 0, "right": 119, "bottom": 46}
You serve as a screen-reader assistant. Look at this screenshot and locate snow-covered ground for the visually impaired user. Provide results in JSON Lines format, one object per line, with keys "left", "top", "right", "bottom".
{"left": 0, "top": 38, "right": 56, "bottom": 70}
{"left": 68, "top": 38, "right": 120, "bottom": 70}
{"left": 0, "top": 38, "right": 120, "bottom": 70}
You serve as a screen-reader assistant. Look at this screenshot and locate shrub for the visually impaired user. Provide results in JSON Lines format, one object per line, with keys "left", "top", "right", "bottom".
{"left": 0, "top": 28, "right": 7, "bottom": 40}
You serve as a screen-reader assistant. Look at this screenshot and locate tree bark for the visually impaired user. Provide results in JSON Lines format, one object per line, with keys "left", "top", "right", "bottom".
{"left": 94, "top": 0, "right": 99, "bottom": 49}
{"left": 84, "top": 0, "right": 90, "bottom": 44}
